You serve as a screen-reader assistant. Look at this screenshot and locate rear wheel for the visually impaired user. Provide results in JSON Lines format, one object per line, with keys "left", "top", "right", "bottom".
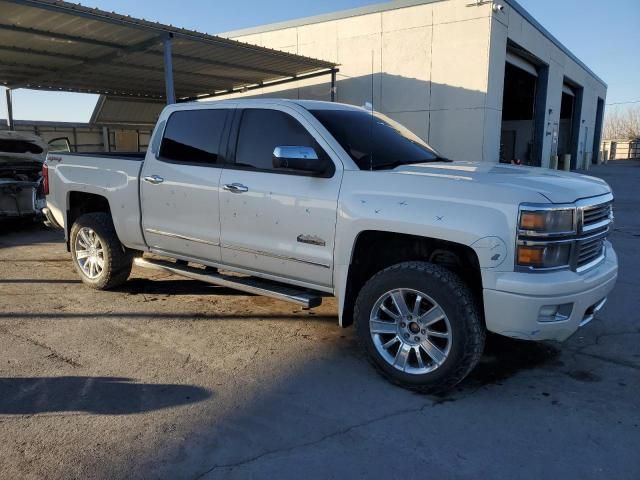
{"left": 70, "top": 212, "right": 132, "bottom": 290}
{"left": 354, "top": 261, "right": 485, "bottom": 394}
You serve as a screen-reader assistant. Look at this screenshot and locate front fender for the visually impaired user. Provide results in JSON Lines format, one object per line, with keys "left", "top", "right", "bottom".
{"left": 331, "top": 170, "right": 539, "bottom": 326}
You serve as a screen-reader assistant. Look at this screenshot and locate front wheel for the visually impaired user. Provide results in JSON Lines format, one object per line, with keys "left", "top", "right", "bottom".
{"left": 354, "top": 261, "right": 485, "bottom": 394}
{"left": 70, "top": 212, "right": 133, "bottom": 290}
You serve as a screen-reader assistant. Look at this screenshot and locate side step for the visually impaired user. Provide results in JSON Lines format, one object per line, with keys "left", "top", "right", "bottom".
{"left": 133, "top": 257, "right": 323, "bottom": 308}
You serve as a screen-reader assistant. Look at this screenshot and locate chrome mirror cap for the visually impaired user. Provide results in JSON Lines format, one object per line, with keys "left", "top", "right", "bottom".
{"left": 272, "top": 146, "right": 319, "bottom": 161}
{"left": 272, "top": 145, "right": 329, "bottom": 175}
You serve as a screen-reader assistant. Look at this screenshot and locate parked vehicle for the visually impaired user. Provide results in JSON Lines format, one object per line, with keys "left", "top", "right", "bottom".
{"left": 0, "top": 131, "right": 48, "bottom": 219}
{"left": 0, "top": 130, "right": 71, "bottom": 222}
{"left": 44, "top": 99, "right": 618, "bottom": 392}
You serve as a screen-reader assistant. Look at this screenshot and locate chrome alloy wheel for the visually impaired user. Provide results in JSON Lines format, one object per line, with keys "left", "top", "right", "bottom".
{"left": 370, "top": 288, "right": 452, "bottom": 375}
{"left": 74, "top": 227, "right": 105, "bottom": 279}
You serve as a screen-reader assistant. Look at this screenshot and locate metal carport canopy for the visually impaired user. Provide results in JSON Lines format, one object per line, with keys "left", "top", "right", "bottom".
{"left": 0, "top": 0, "right": 338, "bottom": 105}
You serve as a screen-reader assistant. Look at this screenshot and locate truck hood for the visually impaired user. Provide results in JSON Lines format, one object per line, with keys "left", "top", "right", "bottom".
{"left": 393, "top": 161, "right": 611, "bottom": 203}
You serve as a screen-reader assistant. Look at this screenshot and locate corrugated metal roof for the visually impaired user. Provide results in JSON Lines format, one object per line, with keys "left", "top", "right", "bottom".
{"left": 0, "top": 0, "right": 337, "bottom": 100}
{"left": 90, "top": 96, "right": 164, "bottom": 126}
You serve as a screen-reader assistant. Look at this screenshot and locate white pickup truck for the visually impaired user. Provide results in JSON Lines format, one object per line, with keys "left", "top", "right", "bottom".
{"left": 44, "top": 99, "right": 618, "bottom": 392}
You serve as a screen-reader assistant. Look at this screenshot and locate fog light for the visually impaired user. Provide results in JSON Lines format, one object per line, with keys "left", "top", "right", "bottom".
{"left": 518, "top": 246, "right": 544, "bottom": 265}
{"left": 517, "top": 243, "right": 571, "bottom": 269}
{"left": 538, "top": 303, "right": 573, "bottom": 322}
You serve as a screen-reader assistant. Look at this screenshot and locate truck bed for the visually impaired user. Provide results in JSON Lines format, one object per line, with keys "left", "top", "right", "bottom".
{"left": 48, "top": 151, "right": 146, "bottom": 160}
{"left": 46, "top": 151, "right": 147, "bottom": 250}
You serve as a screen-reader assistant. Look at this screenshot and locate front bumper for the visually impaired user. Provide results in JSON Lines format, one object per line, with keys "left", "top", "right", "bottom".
{"left": 482, "top": 241, "right": 618, "bottom": 341}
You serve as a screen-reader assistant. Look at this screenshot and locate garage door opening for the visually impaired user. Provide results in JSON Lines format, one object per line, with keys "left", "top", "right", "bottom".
{"left": 558, "top": 85, "right": 575, "bottom": 160}
{"left": 558, "top": 80, "right": 584, "bottom": 169}
{"left": 500, "top": 54, "right": 540, "bottom": 166}
{"left": 592, "top": 97, "right": 605, "bottom": 164}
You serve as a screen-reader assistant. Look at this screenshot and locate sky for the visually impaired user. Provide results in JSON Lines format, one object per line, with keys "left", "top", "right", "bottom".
{"left": 1, "top": 0, "right": 639, "bottom": 122}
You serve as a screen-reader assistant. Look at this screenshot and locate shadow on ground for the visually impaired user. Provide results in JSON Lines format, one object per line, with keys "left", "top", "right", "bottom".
{"left": 464, "top": 334, "right": 561, "bottom": 387}
{"left": 0, "top": 311, "right": 338, "bottom": 322}
{"left": 0, "top": 278, "right": 81, "bottom": 284}
{"left": 117, "top": 278, "right": 250, "bottom": 297}
{"left": 133, "top": 333, "right": 588, "bottom": 479}
{"left": 0, "top": 376, "right": 211, "bottom": 415}
{"left": 0, "top": 219, "right": 61, "bottom": 247}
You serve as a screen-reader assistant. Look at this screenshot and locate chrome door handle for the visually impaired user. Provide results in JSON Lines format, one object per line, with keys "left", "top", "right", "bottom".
{"left": 223, "top": 183, "right": 248, "bottom": 193}
{"left": 143, "top": 175, "right": 164, "bottom": 185}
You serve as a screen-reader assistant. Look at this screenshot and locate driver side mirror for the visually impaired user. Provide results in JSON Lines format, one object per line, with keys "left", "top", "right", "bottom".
{"left": 272, "top": 146, "right": 329, "bottom": 175}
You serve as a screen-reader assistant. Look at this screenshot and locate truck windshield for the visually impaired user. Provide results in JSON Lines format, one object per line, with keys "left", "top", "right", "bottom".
{"left": 309, "top": 109, "right": 446, "bottom": 170}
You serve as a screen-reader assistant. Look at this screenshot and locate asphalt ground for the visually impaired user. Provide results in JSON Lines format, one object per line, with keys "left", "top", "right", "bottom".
{"left": 0, "top": 160, "right": 638, "bottom": 479}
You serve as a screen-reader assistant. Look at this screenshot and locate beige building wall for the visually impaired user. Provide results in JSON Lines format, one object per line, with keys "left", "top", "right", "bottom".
{"left": 225, "top": 0, "right": 495, "bottom": 162}
{"left": 221, "top": 0, "right": 607, "bottom": 166}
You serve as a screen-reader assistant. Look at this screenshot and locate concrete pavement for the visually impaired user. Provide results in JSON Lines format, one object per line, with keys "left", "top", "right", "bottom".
{"left": 0, "top": 160, "right": 638, "bottom": 479}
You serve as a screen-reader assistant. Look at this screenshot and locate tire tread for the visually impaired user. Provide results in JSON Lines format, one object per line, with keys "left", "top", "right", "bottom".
{"left": 354, "top": 261, "right": 485, "bottom": 394}
{"left": 70, "top": 212, "right": 132, "bottom": 290}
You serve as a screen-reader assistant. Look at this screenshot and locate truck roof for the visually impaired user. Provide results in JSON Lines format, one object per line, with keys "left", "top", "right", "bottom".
{"left": 170, "top": 98, "right": 367, "bottom": 113}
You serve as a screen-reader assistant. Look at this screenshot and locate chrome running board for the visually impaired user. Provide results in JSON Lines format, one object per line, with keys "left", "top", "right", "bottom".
{"left": 133, "top": 257, "right": 322, "bottom": 308}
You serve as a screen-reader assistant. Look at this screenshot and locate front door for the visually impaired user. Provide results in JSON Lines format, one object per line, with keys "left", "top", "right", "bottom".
{"left": 219, "top": 105, "right": 342, "bottom": 288}
{"left": 141, "top": 106, "right": 232, "bottom": 262}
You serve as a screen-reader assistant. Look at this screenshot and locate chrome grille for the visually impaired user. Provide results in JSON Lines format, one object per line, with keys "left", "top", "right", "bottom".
{"left": 581, "top": 202, "right": 612, "bottom": 233}
{"left": 575, "top": 199, "right": 613, "bottom": 270}
{"left": 576, "top": 236, "right": 606, "bottom": 269}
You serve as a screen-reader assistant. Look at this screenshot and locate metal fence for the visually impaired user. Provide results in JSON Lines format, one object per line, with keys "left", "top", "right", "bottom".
{"left": 601, "top": 139, "right": 640, "bottom": 161}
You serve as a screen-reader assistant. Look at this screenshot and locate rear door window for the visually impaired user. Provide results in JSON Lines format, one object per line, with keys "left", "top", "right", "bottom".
{"left": 159, "top": 109, "right": 229, "bottom": 165}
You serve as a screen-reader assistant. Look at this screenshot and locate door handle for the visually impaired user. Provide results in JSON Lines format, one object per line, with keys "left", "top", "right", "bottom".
{"left": 143, "top": 175, "right": 164, "bottom": 185}
{"left": 223, "top": 183, "right": 249, "bottom": 193}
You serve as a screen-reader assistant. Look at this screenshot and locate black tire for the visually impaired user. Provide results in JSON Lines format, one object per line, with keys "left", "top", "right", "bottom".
{"left": 354, "top": 261, "right": 485, "bottom": 394}
{"left": 70, "top": 212, "right": 133, "bottom": 290}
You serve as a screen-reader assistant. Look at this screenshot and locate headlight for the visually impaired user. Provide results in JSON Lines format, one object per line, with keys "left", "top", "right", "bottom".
{"left": 519, "top": 208, "right": 575, "bottom": 235}
{"left": 517, "top": 243, "right": 572, "bottom": 269}
{"left": 516, "top": 204, "right": 577, "bottom": 271}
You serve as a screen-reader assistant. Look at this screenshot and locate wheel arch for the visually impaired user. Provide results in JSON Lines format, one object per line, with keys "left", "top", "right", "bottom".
{"left": 66, "top": 191, "right": 112, "bottom": 251}
{"left": 337, "top": 230, "right": 483, "bottom": 328}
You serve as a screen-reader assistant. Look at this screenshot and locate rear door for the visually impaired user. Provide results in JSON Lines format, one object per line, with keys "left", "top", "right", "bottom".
{"left": 140, "top": 105, "right": 232, "bottom": 262}
{"left": 219, "top": 104, "right": 343, "bottom": 288}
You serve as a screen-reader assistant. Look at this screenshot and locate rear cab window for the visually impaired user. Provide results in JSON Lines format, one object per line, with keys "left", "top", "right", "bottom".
{"left": 159, "top": 109, "right": 229, "bottom": 165}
